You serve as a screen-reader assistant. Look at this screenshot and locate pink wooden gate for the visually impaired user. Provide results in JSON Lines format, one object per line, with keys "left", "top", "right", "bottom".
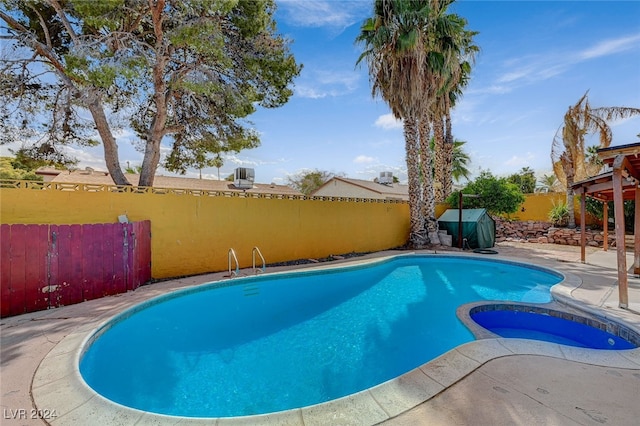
{"left": 1, "top": 221, "right": 151, "bottom": 318}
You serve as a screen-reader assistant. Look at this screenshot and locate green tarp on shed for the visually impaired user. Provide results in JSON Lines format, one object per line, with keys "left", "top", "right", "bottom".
{"left": 438, "top": 208, "right": 496, "bottom": 249}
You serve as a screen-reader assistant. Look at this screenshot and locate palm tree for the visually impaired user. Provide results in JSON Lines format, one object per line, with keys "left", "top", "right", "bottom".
{"left": 357, "top": 0, "right": 438, "bottom": 247}
{"left": 551, "top": 91, "right": 640, "bottom": 227}
{"left": 537, "top": 173, "right": 560, "bottom": 193}
{"left": 212, "top": 154, "right": 224, "bottom": 180}
{"left": 452, "top": 140, "right": 472, "bottom": 183}
{"left": 429, "top": 14, "right": 478, "bottom": 203}
{"left": 429, "top": 137, "right": 471, "bottom": 183}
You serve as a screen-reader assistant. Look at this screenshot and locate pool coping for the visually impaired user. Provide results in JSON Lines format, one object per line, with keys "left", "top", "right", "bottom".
{"left": 31, "top": 252, "right": 640, "bottom": 426}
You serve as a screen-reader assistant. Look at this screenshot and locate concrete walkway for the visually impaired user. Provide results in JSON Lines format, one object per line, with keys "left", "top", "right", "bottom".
{"left": 1, "top": 243, "right": 639, "bottom": 425}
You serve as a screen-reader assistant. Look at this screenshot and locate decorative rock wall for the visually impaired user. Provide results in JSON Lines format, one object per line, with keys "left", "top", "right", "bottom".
{"left": 494, "top": 217, "right": 617, "bottom": 247}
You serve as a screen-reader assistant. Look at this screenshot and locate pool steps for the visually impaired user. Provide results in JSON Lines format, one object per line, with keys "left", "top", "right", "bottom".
{"left": 227, "top": 246, "right": 266, "bottom": 277}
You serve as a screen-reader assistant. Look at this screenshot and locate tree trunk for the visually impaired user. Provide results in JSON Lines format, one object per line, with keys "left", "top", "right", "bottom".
{"left": 566, "top": 187, "right": 576, "bottom": 228}
{"left": 138, "top": 0, "right": 169, "bottom": 188}
{"left": 562, "top": 152, "right": 576, "bottom": 228}
{"left": 86, "top": 97, "right": 129, "bottom": 186}
{"left": 443, "top": 100, "right": 454, "bottom": 200}
{"left": 432, "top": 114, "right": 446, "bottom": 202}
{"left": 139, "top": 136, "right": 162, "bottom": 187}
{"left": 419, "top": 117, "right": 438, "bottom": 243}
{"left": 404, "top": 117, "right": 426, "bottom": 248}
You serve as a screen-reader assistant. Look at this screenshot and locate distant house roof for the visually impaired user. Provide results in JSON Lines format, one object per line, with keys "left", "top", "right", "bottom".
{"left": 50, "top": 169, "right": 303, "bottom": 196}
{"left": 311, "top": 176, "right": 409, "bottom": 200}
{"left": 34, "top": 167, "right": 65, "bottom": 182}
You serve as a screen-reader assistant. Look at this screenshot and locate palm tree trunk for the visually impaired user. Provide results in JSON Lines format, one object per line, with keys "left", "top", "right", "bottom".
{"left": 561, "top": 152, "right": 577, "bottom": 228}
{"left": 404, "top": 117, "right": 427, "bottom": 248}
{"left": 432, "top": 114, "right": 446, "bottom": 203}
{"left": 419, "top": 116, "right": 439, "bottom": 244}
{"left": 443, "top": 98, "right": 454, "bottom": 199}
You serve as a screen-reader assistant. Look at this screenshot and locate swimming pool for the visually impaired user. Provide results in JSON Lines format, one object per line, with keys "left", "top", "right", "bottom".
{"left": 80, "top": 255, "right": 563, "bottom": 418}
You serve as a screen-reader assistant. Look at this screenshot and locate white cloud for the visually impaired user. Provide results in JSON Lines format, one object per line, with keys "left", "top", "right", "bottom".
{"left": 353, "top": 155, "right": 376, "bottom": 164}
{"left": 277, "top": 0, "right": 369, "bottom": 30}
{"left": 496, "top": 69, "right": 531, "bottom": 84}
{"left": 63, "top": 146, "right": 109, "bottom": 170}
{"left": 295, "top": 69, "right": 360, "bottom": 99}
{"left": 295, "top": 86, "right": 327, "bottom": 99}
{"left": 579, "top": 33, "right": 640, "bottom": 60}
{"left": 485, "top": 32, "right": 640, "bottom": 96}
{"left": 504, "top": 152, "right": 536, "bottom": 168}
{"left": 354, "top": 164, "right": 407, "bottom": 183}
{"left": 374, "top": 113, "right": 402, "bottom": 130}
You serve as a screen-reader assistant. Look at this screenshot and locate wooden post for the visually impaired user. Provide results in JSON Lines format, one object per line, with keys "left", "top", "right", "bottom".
{"left": 635, "top": 184, "right": 640, "bottom": 275}
{"left": 612, "top": 155, "right": 629, "bottom": 308}
{"left": 603, "top": 202, "right": 608, "bottom": 252}
{"left": 458, "top": 191, "right": 463, "bottom": 249}
{"left": 580, "top": 192, "right": 586, "bottom": 263}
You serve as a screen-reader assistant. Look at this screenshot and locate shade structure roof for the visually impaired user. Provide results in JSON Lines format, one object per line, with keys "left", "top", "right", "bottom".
{"left": 570, "top": 142, "right": 640, "bottom": 310}
{"left": 572, "top": 142, "right": 640, "bottom": 201}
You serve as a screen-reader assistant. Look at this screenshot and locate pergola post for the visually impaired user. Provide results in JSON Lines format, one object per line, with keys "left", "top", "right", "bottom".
{"left": 580, "top": 192, "right": 586, "bottom": 263}
{"left": 612, "top": 155, "right": 629, "bottom": 308}
{"left": 603, "top": 203, "right": 608, "bottom": 251}
{"left": 634, "top": 184, "right": 640, "bottom": 275}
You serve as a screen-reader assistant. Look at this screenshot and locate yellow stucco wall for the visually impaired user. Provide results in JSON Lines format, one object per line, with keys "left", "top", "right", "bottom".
{"left": 1, "top": 184, "right": 410, "bottom": 279}
{"left": 506, "top": 192, "right": 595, "bottom": 225}
{"left": 511, "top": 192, "right": 566, "bottom": 221}
{"left": 435, "top": 193, "right": 596, "bottom": 224}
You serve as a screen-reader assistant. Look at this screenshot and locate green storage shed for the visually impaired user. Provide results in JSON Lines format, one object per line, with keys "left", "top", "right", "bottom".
{"left": 438, "top": 208, "right": 496, "bottom": 249}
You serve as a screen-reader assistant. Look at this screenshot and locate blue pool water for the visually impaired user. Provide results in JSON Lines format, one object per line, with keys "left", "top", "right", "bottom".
{"left": 471, "top": 310, "right": 637, "bottom": 349}
{"left": 80, "top": 255, "right": 562, "bottom": 417}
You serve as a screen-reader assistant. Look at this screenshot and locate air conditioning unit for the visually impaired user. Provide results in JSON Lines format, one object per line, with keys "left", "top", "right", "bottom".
{"left": 379, "top": 171, "right": 394, "bottom": 184}
{"left": 234, "top": 167, "right": 255, "bottom": 189}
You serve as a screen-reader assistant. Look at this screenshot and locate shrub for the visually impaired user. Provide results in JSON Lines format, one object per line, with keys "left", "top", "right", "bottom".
{"left": 548, "top": 200, "right": 569, "bottom": 226}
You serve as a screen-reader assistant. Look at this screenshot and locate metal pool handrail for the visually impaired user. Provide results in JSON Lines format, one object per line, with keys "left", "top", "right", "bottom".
{"left": 228, "top": 248, "right": 239, "bottom": 277}
{"left": 252, "top": 246, "right": 265, "bottom": 274}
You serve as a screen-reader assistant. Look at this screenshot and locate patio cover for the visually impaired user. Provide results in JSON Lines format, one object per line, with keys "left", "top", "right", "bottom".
{"left": 571, "top": 142, "right": 640, "bottom": 309}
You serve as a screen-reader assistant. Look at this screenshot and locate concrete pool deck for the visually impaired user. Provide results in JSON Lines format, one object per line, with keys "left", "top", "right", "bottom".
{"left": 1, "top": 243, "right": 639, "bottom": 425}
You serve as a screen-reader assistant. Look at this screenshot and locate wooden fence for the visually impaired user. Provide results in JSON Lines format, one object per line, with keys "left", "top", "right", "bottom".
{"left": 0, "top": 221, "right": 151, "bottom": 318}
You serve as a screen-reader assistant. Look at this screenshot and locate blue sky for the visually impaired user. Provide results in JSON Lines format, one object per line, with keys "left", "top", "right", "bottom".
{"left": 8, "top": 1, "right": 640, "bottom": 186}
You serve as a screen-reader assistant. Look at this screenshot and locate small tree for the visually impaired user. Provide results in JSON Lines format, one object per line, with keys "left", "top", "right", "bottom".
{"left": 507, "top": 167, "right": 536, "bottom": 194}
{"left": 446, "top": 170, "right": 525, "bottom": 216}
{"left": 287, "top": 169, "right": 342, "bottom": 196}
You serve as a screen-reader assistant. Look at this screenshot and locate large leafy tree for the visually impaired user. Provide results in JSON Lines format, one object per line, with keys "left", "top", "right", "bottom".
{"left": 551, "top": 91, "right": 640, "bottom": 227}
{"left": 0, "top": 0, "right": 301, "bottom": 186}
{"left": 446, "top": 170, "right": 525, "bottom": 217}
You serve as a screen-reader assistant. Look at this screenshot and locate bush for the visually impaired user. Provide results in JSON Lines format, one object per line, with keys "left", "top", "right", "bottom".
{"left": 548, "top": 200, "right": 569, "bottom": 226}
{"left": 445, "top": 170, "right": 526, "bottom": 216}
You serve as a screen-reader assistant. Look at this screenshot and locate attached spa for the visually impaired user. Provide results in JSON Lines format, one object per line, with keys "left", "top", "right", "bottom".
{"left": 458, "top": 302, "right": 639, "bottom": 350}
